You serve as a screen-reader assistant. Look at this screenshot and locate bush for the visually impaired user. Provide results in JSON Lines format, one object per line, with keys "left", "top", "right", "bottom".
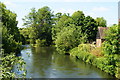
{"left": 55, "top": 25, "right": 86, "bottom": 54}
{"left": 1, "top": 49, "right": 26, "bottom": 78}
{"left": 69, "top": 47, "right": 78, "bottom": 57}
{"left": 70, "top": 44, "right": 96, "bottom": 63}
{"left": 78, "top": 44, "right": 91, "bottom": 52}
{"left": 35, "top": 39, "right": 46, "bottom": 47}
{"left": 2, "top": 26, "right": 22, "bottom": 54}
{"left": 102, "top": 25, "right": 120, "bottom": 55}
{"left": 70, "top": 43, "right": 120, "bottom": 79}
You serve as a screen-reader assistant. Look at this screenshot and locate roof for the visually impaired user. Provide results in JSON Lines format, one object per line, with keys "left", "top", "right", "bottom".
{"left": 96, "top": 27, "right": 109, "bottom": 39}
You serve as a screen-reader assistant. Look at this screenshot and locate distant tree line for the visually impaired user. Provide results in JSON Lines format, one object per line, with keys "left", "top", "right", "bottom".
{"left": 21, "top": 6, "right": 107, "bottom": 54}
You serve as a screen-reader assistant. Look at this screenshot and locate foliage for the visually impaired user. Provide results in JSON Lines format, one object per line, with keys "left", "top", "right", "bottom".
{"left": 1, "top": 3, "right": 21, "bottom": 42}
{"left": 95, "top": 17, "right": 107, "bottom": 27}
{"left": 55, "top": 25, "right": 87, "bottom": 54}
{"left": 35, "top": 39, "right": 46, "bottom": 47}
{"left": 23, "top": 6, "right": 54, "bottom": 46}
{"left": 2, "top": 26, "right": 22, "bottom": 54}
{"left": 102, "top": 25, "right": 120, "bottom": 55}
{"left": 0, "top": 2, "right": 22, "bottom": 54}
{"left": 54, "top": 12, "right": 62, "bottom": 22}
{"left": 70, "top": 43, "right": 120, "bottom": 79}
{"left": 83, "top": 16, "right": 98, "bottom": 41}
{"left": 22, "top": 8, "right": 37, "bottom": 27}
{"left": 1, "top": 2, "right": 26, "bottom": 78}
{"left": 0, "top": 49, "right": 26, "bottom": 78}
{"left": 53, "top": 11, "right": 98, "bottom": 54}
{"left": 52, "top": 14, "right": 72, "bottom": 41}
{"left": 71, "top": 11, "right": 85, "bottom": 26}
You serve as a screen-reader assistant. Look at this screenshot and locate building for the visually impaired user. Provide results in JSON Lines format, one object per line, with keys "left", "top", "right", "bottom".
{"left": 118, "top": 19, "right": 120, "bottom": 25}
{"left": 96, "top": 27, "right": 109, "bottom": 47}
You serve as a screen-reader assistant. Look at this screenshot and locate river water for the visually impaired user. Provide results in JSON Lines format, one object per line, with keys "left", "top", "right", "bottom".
{"left": 19, "top": 45, "right": 114, "bottom": 78}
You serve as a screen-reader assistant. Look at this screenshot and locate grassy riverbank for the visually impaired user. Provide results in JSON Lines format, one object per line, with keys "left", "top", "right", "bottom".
{"left": 70, "top": 44, "right": 120, "bottom": 79}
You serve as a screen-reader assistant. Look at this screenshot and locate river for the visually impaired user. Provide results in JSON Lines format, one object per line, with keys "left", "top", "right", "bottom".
{"left": 17, "top": 45, "right": 114, "bottom": 78}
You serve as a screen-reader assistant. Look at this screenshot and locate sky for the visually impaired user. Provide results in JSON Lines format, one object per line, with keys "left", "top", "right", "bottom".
{"left": 1, "top": 0, "right": 119, "bottom": 28}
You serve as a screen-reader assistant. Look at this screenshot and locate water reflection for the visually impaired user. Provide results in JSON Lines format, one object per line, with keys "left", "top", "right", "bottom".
{"left": 21, "top": 45, "right": 114, "bottom": 78}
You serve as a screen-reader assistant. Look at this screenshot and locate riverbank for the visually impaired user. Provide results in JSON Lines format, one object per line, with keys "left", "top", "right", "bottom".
{"left": 69, "top": 44, "right": 120, "bottom": 79}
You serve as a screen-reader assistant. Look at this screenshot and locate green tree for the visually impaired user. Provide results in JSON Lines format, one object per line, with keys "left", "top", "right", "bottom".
{"left": 52, "top": 14, "right": 73, "bottom": 41}
{"left": 1, "top": 2, "right": 22, "bottom": 53}
{"left": 83, "top": 16, "right": 98, "bottom": 42}
{"left": 0, "top": 2, "right": 26, "bottom": 78}
{"left": 102, "top": 25, "right": 120, "bottom": 55}
{"left": 54, "top": 12, "right": 62, "bottom": 24}
{"left": 36, "top": 6, "right": 53, "bottom": 46}
{"left": 71, "top": 11, "right": 85, "bottom": 26}
{"left": 55, "top": 24, "right": 87, "bottom": 54}
{"left": 95, "top": 17, "right": 107, "bottom": 27}
{"left": 19, "top": 28, "right": 29, "bottom": 44}
{"left": 53, "top": 10, "right": 98, "bottom": 54}
{"left": 23, "top": 6, "right": 54, "bottom": 46}
{"left": 22, "top": 8, "right": 38, "bottom": 44}
{"left": 22, "top": 8, "right": 37, "bottom": 27}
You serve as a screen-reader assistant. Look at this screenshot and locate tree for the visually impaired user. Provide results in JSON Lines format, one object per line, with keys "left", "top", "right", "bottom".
{"left": 0, "top": 2, "right": 26, "bottom": 78}
{"left": 36, "top": 6, "right": 54, "bottom": 46}
{"left": 71, "top": 11, "right": 85, "bottom": 26}
{"left": 19, "top": 28, "right": 30, "bottom": 44}
{"left": 1, "top": 2, "right": 22, "bottom": 53}
{"left": 53, "top": 12, "right": 62, "bottom": 24}
{"left": 53, "top": 10, "right": 98, "bottom": 54}
{"left": 22, "top": 8, "right": 37, "bottom": 27}
{"left": 95, "top": 17, "right": 107, "bottom": 27}
{"left": 52, "top": 14, "right": 73, "bottom": 41}
{"left": 83, "top": 16, "right": 98, "bottom": 41}
{"left": 55, "top": 24, "right": 87, "bottom": 54}
{"left": 71, "top": 11, "right": 98, "bottom": 42}
{"left": 102, "top": 25, "right": 120, "bottom": 55}
{"left": 23, "top": 6, "right": 54, "bottom": 46}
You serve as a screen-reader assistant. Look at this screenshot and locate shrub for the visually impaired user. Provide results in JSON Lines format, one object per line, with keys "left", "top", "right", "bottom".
{"left": 70, "top": 44, "right": 96, "bottom": 63}
{"left": 102, "top": 25, "right": 120, "bottom": 55}
{"left": 1, "top": 49, "right": 26, "bottom": 78}
{"left": 55, "top": 25, "right": 87, "bottom": 54}
{"left": 78, "top": 44, "right": 91, "bottom": 52}
{"left": 35, "top": 39, "right": 46, "bottom": 47}
{"left": 70, "top": 43, "right": 120, "bottom": 79}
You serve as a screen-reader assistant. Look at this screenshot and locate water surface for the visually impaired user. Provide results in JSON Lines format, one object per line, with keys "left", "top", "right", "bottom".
{"left": 20, "top": 45, "right": 114, "bottom": 78}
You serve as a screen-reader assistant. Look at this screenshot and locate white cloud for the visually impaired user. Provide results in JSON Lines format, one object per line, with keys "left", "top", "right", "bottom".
{"left": 92, "top": 7, "right": 109, "bottom": 12}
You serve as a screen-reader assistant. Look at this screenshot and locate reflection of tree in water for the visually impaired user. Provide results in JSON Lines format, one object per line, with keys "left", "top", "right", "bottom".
{"left": 69, "top": 56, "right": 114, "bottom": 78}
{"left": 51, "top": 52, "right": 114, "bottom": 78}
{"left": 52, "top": 52, "right": 77, "bottom": 71}
{"left": 31, "top": 46, "right": 54, "bottom": 77}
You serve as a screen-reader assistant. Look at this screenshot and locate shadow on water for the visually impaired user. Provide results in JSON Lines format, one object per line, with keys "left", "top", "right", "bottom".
{"left": 20, "top": 45, "right": 115, "bottom": 78}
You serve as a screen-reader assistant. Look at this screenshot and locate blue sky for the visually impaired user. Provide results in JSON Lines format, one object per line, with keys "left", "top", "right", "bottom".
{"left": 1, "top": 0, "right": 119, "bottom": 28}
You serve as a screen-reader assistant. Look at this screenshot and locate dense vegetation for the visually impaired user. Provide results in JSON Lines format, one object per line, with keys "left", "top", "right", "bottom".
{"left": 21, "top": 10, "right": 100, "bottom": 52}
{"left": 53, "top": 11, "right": 98, "bottom": 54}
{"left": 21, "top": 7, "right": 54, "bottom": 46}
{"left": 1, "top": 2, "right": 26, "bottom": 78}
{"left": 1, "top": 2, "right": 119, "bottom": 79}
{"left": 70, "top": 25, "right": 120, "bottom": 78}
